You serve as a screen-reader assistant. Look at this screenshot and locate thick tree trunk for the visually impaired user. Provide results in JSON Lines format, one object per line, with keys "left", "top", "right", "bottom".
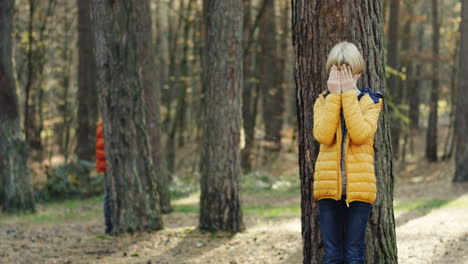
{"left": 258, "top": 0, "right": 284, "bottom": 162}
{"left": 76, "top": 0, "right": 98, "bottom": 169}
{"left": 425, "top": 0, "right": 440, "bottom": 162}
{"left": 292, "top": 1, "right": 398, "bottom": 263}
{"left": 90, "top": 0, "right": 163, "bottom": 234}
{"left": 136, "top": 0, "right": 173, "bottom": 214}
{"left": 454, "top": 0, "right": 468, "bottom": 181}
{"left": 199, "top": 0, "right": 244, "bottom": 232}
{"left": 0, "top": 0, "right": 35, "bottom": 213}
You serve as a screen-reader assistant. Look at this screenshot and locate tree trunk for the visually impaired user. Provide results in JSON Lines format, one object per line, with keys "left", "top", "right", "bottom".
{"left": 426, "top": 0, "right": 440, "bottom": 162}
{"left": 90, "top": 0, "right": 163, "bottom": 234}
{"left": 136, "top": 0, "right": 173, "bottom": 214}
{"left": 387, "top": 0, "right": 401, "bottom": 160}
{"left": 454, "top": 0, "right": 468, "bottom": 181}
{"left": 258, "top": 0, "right": 284, "bottom": 162}
{"left": 199, "top": 0, "right": 244, "bottom": 233}
{"left": 241, "top": 0, "right": 257, "bottom": 172}
{"left": 292, "top": 1, "right": 398, "bottom": 263}
{"left": 0, "top": 0, "right": 35, "bottom": 213}
{"left": 76, "top": 0, "right": 98, "bottom": 170}
{"left": 409, "top": 27, "right": 423, "bottom": 132}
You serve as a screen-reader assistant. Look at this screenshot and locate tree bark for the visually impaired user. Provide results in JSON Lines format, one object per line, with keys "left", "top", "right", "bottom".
{"left": 90, "top": 0, "right": 163, "bottom": 234}
{"left": 199, "top": 0, "right": 244, "bottom": 232}
{"left": 0, "top": 0, "right": 35, "bottom": 213}
{"left": 454, "top": 0, "right": 468, "bottom": 181}
{"left": 76, "top": 0, "right": 98, "bottom": 169}
{"left": 292, "top": 1, "right": 398, "bottom": 263}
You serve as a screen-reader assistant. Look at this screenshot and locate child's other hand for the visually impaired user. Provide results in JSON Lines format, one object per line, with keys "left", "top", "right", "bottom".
{"left": 327, "top": 65, "right": 341, "bottom": 94}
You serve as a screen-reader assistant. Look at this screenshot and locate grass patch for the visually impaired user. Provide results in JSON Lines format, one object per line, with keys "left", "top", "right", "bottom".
{"left": 173, "top": 204, "right": 301, "bottom": 218}
{"left": 393, "top": 198, "right": 468, "bottom": 211}
{"left": 0, "top": 196, "right": 103, "bottom": 225}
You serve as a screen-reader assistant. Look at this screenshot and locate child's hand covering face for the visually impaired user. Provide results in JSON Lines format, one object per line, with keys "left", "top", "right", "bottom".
{"left": 327, "top": 65, "right": 341, "bottom": 94}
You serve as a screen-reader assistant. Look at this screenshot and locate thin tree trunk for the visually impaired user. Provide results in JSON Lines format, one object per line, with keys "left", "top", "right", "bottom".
{"left": 90, "top": 0, "right": 163, "bottom": 234}
{"left": 76, "top": 0, "right": 98, "bottom": 171}
{"left": 258, "top": 0, "right": 284, "bottom": 162}
{"left": 292, "top": 1, "right": 398, "bottom": 263}
{"left": 199, "top": 0, "right": 244, "bottom": 233}
{"left": 387, "top": 0, "right": 401, "bottom": 160}
{"left": 426, "top": 0, "right": 440, "bottom": 162}
{"left": 0, "top": 0, "right": 35, "bottom": 213}
{"left": 454, "top": 0, "right": 468, "bottom": 181}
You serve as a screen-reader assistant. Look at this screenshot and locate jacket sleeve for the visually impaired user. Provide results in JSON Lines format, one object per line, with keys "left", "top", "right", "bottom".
{"left": 313, "top": 92, "right": 341, "bottom": 145}
{"left": 341, "top": 89, "right": 383, "bottom": 144}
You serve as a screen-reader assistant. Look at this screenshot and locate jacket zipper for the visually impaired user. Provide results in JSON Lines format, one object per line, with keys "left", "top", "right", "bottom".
{"left": 343, "top": 97, "right": 374, "bottom": 207}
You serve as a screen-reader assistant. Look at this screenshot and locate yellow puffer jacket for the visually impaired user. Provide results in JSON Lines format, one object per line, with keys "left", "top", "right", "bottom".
{"left": 312, "top": 88, "right": 383, "bottom": 206}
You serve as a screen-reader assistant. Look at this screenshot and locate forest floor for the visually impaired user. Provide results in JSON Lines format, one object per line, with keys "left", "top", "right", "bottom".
{"left": 2, "top": 130, "right": 468, "bottom": 264}
{"left": 2, "top": 157, "right": 468, "bottom": 264}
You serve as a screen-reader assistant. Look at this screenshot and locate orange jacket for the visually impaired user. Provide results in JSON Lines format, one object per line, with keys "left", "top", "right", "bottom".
{"left": 96, "top": 120, "right": 106, "bottom": 173}
{"left": 312, "top": 88, "right": 383, "bottom": 206}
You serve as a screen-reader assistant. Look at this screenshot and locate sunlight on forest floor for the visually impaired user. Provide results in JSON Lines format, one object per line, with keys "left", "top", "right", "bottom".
{"left": 2, "top": 133, "right": 468, "bottom": 263}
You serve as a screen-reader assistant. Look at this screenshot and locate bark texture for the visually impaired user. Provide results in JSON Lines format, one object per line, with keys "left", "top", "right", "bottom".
{"left": 199, "top": 0, "right": 244, "bottom": 232}
{"left": 292, "top": 1, "right": 398, "bottom": 263}
{"left": 90, "top": 0, "right": 163, "bottom": 234}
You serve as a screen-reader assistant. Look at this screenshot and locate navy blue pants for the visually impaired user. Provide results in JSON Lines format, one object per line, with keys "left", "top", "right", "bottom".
{"left": 318, "top": 195, "right": 372, "bottom": 264}
{"left": 103, "top": 173, "right": 112, "bottom": 234}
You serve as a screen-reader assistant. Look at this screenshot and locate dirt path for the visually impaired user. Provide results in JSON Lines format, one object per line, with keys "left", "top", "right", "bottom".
{"left": 2, "top": 181, "right": 468, "bottom": 264}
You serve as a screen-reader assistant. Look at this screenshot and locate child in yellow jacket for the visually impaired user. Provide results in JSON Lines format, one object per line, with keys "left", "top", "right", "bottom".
{"left": 313, "top": 41, "right": 383, "bottom": 264}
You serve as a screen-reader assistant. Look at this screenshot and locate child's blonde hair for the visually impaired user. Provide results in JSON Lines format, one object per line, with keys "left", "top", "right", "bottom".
{"left": 325, "top": 41, "right": 365, "bottom": 75}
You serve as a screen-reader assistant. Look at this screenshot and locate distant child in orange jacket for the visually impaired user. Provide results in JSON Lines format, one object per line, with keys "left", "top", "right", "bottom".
{"left": 96, "top": 120, "right": 112, "bottom": 234}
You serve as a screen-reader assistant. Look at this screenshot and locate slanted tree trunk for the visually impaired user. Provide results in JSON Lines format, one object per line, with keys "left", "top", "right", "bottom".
{"left": 0, "top": 0, "right": 35, "bottom": 213}
{"left": 258, "top": 0, "right": 284, "bottom": 162}
{"left": 199, "top": 0, "right": 244, "bottom": 232}
{"left": 292, "top": 1, "right": 398, "bottom": 263}
{"left": 426, "top": 0, "right": 440, "bottom": 162}
{"left": 90, "top": 0, "right": 163, "bottom": 234}
{"left": 76, "top": 0, "right": 98, "bottom": 170}
{"left": 454, "top": 0, "right": 468, "bottom": 182}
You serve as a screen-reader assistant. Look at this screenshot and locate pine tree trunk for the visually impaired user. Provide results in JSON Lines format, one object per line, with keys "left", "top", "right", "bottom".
{"left": 241, "top": 0, "right": 258, "bottom": 172}
{"left": 90, "top": 0, "right": 163, "bottom": 234}
{"left": 387, "top": 0, "right": 401, "bottom": 160}
{"left": 135, "top": 0, "right": 173, "bottom": 214}
{"left": 454, "top": 0, "right": 468, "bottom": 181}
{"left": 258, "top": 0, "right": 284, "bottom": 161}
{"left": 292, "top": 1, "right": 398, "bottom": 263}
{"left": 199, "top": 0, "right": 244, "bottom": 232}
{"left": 0, "top": 0, "right": 35, "bottom": 213}
{"left": 76, "top": 0, "right": 98, "bottom": 170}
{"left": 426, "top": 0, "right": 440, "bottom": 162}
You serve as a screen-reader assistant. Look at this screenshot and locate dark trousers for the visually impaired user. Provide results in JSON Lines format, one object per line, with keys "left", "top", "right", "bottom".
{"left": 318, "top": 195, "right": 372, "bottom": 264}
{"left": 103, "top": 173, "right": 112, "bottom": 234}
